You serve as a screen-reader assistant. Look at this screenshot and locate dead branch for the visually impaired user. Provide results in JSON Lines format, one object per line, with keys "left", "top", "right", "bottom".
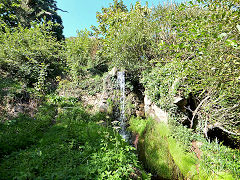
{"left": 190, "top": 96, "right": 210, "bottom": 128}
{"left": 212, "top": 123, "right": 240, "bottom": 136}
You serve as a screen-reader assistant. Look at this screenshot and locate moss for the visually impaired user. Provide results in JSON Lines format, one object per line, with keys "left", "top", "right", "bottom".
{"left": 168, "top": 137, "right": 197, "bottom": 178}
{"left": 129, "top": 117, "right": 199, "bottom": 179}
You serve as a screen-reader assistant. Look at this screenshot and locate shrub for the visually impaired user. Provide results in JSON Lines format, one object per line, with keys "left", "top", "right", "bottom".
{"left": 65, "top": 30, "right": 102, "bottom": 80}
{"left": 141, "top": 0, "right": 240, "bottom": 140}
{"left": 0, "top": 22, "right": 64, "bottom": 92}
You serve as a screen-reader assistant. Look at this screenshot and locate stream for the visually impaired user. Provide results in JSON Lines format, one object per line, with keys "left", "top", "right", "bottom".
{"left": 117, "top": 71, "right": 129, "bottom": 141}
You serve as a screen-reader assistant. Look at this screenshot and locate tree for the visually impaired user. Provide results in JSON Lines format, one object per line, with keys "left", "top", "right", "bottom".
{"left": 0, "top": 0, "right": 64, "bottom": 40}
{"left": 93, "top": 1, "right": 152, "bottom": 71}
{"left": 0, "top": 0, "right": 20, "bottom": 28}
{"left": 93, "top": 0, "right": 128, "bottom": 37}
{"left": 65, "top": 29, "right": 100, "bottom": 79}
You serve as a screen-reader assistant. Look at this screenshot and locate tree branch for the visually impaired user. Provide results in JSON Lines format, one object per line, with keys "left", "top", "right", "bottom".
{"left": 212, "top": 123, "right": 240, "bottom": 136}
{"left": 190, "top": 96, "right": 210, "bottom": 128}
{"left": 56, "top": 7, "right": 68, "bottom": 13}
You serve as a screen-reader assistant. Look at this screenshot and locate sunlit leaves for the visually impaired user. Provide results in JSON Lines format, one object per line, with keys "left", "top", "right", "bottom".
{"left": 139, "top": 0, "right": 240, "bottom": 138}
{"left": 0, "top": 0, "right": 64, "bottom": 40}
{"left": 65, "top": 30, "right": 100, "bottom": 79}
{"left": 236, "top": 24, "right": 240, "bottom": 33}
{"left": 0, "top": 23, "right": 64, "bottom": 92}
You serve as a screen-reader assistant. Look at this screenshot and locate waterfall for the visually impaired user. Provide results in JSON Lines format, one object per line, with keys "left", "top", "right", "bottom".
{"left": 117, "top": 71, "right": 128, "bottom": 140}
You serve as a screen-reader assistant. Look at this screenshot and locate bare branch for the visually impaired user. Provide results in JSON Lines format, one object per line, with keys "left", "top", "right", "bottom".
{"left": 190, "top": 96, "right": 210, "bottom": 128}
{"left": 212, "top": 123, "right": 240, "bottom": 136}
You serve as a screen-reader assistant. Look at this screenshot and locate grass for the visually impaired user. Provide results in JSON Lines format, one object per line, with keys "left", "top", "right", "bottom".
{"left": 169, "top": 116, "right": 240, "bottom": 179}
{"left": 130, "top": 117, "right": 178, "bottom": 179}
{"left": 168, "top": 137, "right": 197, "bottom": 178}
{"left": 0, "top": 100, "right": 149, "bottom": 179}
{"left": 129, "top": 116, "right": 200, "bottom": 179}
{"left": 130, "top": 115, "right": 240, "bottom": 179}
{"left": 0, "top": 104, "right": 55, "bottom": 158}
{"left": 131, "top": 115, "right": 240, "bottom": 180}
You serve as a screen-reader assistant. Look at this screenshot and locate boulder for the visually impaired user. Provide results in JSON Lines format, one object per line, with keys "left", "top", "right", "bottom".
{"left": 144, "top": 95, "right": 152, "bottom": 113}
{"left": 144, "top": 94, "right": 168, "bottom": 124}
{"left": 99, "top": 103, "right": 108, "bottom": 113}
{"left": 108, "top": 67, "right": 118, "bottom": 76}
{"left": 152, "top": 104, "right": 168, "bottom": 124}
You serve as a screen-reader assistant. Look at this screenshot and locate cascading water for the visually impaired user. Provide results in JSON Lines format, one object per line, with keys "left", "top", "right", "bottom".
{"left": 117, "top": 71, "right": 129, "bottom": 140}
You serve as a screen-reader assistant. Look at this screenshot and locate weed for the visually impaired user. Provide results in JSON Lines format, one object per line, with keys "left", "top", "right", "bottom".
{"left": 0, "top": 101, "right": 149, "bottom": 179}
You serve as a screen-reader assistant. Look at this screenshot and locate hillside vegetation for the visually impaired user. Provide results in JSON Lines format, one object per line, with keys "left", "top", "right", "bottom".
{"left": 0, "top": 0, "right": 239, "bottom": 179}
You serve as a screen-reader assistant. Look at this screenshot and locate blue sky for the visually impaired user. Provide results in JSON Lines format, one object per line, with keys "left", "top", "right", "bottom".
{"left": 56, "top": 0, "right": 184, "bottom": 37}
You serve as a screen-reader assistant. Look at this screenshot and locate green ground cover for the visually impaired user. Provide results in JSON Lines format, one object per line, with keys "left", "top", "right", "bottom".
{"left": 0, "top": 99, "right": 149, "bottom": 179}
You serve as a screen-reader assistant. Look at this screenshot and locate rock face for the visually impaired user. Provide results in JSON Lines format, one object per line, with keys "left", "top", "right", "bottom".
{"left": 108, "top": 67, "right": 117, "bottom": 77}
{"left": 81, "top": 93, "right": 102, "bottom": 113}
{"left": 98, "top": 67, "right": 117, "bottom": 113}
{"left": 144, "top": 95, "right": 168, "bottom": 124}
{"left": 3, "top": 90, "right": 38, "bottom": 118}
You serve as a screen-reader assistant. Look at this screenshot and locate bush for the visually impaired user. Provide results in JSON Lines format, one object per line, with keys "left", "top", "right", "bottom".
{"left": 0, "top": 22, "right": 64, "bottom": 92}
{"left": 141, "top": 0, "right": 240, "bottom": 139}
{"left": 95, "top": 1, "right": 153, "bottom": 72}
{"left": 65, "top": 30, "right": 102, "bottom": 79}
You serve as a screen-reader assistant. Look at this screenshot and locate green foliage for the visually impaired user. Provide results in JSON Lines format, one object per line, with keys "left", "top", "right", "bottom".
{"left": 141, "top": 0, "right": 240, "bottom": 137}
{"left": 200, "top": 138, "right": 240, "bottom": 179}
{"left": 129, "top": 116, "right": 240, "bottom": 179}
{"left": 141, "top": 60, "right": 185, "bottom": 110}
{"left": 56, "top": 73, "right": 103, "bottom": 98}
{"left": 94, "top": 0, "right": 128, "bottom": 37}
{"left": 0, "top": 76, "right": 22, "bottom": 102}
{"left": 169, "top": 117, "right": 240, "bottom": 179}
{"left": 0, "top": 0, "right": 64, "bottom": 40}
{"left": 65, "top": 30, "right": 103, "bottom": 80}
{"left": 129, "top": 116, "right": 149, "bottom": 136}
{"left": 0, "top": 104, "right": 55, "bottom": 158}
{"left": 0, "top": 0, "right": 20, "bottom": 29}
{"left": 46, "top": 94, "right": 78, "bottom": 107}
{"left": 1, "top": 0, "right": 239, "bottom": 179}
{"left": 137, "top": 1, "right": 240, "bottom": 177}
{"left": 0, "top": 22, "right": 64, "bottom": 93}
{"left": 129, "top": 117, "right": 198, "bottom": 179}
{"left": 139, "top": 118, "right": 175, "bottom": 179}
{"left": 168, "top": 137, "right": 197, "bottom": 178}
{"left": 94, "top": 1, "right": 153, "bottom": 72}
{"left": 78, "top": 74, "right": 103, "bottom": 96}
{"left": 170, "top": 120, "right": 196, "bottom": 150}
{"left": 0, "top": 99, "right": 148, "bottom": 179}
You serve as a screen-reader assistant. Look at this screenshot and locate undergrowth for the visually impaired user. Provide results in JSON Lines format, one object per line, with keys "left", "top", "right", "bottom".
{"left": 129, "top": 116, "right": 239, "bottom": 180}
{"left": 129, "top": 117, "right": 197, "bottom": 179}
{"left": 0, "top": 104, "right": 55, "bottom": 158}
{"left": 169, "top": 115, "right": 239, "bottom": 179}
{"left": 0, "top": 97, "right": 149, "bottom": 179}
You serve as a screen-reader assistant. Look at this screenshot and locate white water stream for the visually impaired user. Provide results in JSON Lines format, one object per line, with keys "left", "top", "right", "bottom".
{"left": 117, "top": 71, "right": 128, "bottom": 140}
